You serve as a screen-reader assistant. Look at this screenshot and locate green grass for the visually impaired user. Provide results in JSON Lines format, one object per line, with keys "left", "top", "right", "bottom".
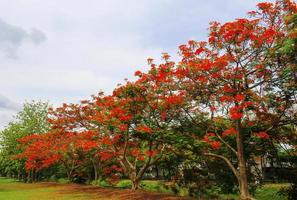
{"left": 254, "top": 184, "right": 288, "bottom": 200}
{"left": 0, "top": 178, "right": 54, "bottom": 200}
{"left": 0, "top": 177, "right": 289, "bottom": 200}
{"left": 0, "top": 177, "right": 188, "bottom": 200}
{"left": 115, "top": 179, "right": 172, "bottom": 193}
{"left": 96, "top": 179, "right": 174, "bottom": 194}
{"left": 114, "top": 179, "right": 288, "bottom": 200}
{"left": 219, "top": 183, "right": 288, "bottom": 200}
{"left": 0, "top": 177, "right": 91, "bottom": 200}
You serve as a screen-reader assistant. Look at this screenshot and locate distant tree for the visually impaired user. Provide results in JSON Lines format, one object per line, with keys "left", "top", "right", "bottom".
{"left": 0, "top": 101, "right": 50, "bottom": 181}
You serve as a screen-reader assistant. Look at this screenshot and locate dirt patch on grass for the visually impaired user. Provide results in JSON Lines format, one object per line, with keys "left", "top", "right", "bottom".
{"left": 55, "top": 183, "right": 193, "bottom": 200}
{"left": 0, "top": 180, "right": 194, "bottom": 200}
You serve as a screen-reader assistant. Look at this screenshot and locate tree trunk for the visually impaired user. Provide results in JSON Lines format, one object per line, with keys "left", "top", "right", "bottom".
{"left": 92, "top": 160, "right": 99, "bottom": 185}
{"left": 131, "top": 178, "right": 140, "bottom": 190}
{"left": 155, "top": 166, "right": 159, "bottom": 179}
{"left": 31, "top": 170, "right": 34, "bottom": 182}
{"left": 130, "top": 171, "right": 140, "bottom": 190}
{"left": 94, "top": 166, "right": 98, "bottom": 183}
{"left": 66, "top": 171, "right": 71, "bottom": 182}
{"left": 21, "top": 173, "right": 25, "bottom": 182}
{"left": 32, "top": 170, "right": 36, "bottom": 182}
{"left": 18, "top": 171, "right": 21, "bottom": 181}
{"left": 27, "top": 171, "right": 32, "bottom": 183}
{"left": 236, "top": 121, "right": 251, "bottom": 200}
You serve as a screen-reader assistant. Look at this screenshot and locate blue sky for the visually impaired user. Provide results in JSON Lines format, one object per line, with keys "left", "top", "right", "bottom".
{"left": 0, "top": 0, "right": 274, "bottom": 128}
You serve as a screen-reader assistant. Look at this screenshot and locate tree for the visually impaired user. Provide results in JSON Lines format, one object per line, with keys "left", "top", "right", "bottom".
{"left": 0, "top": 101, "right": 50, "bottom": 181}
{"left": 173, "top": 1, "right": 297, "bottom": 199}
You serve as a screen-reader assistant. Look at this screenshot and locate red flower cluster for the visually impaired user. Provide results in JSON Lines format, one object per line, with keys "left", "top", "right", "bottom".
{"left": 234, "top": 94, "right": 245, "bottom": 102}
{"left": 203, "top": 132, "right": 216, "bottom": 143}
{"left": 118, "top": 124, "right": 128, "bottom": 131}
{"left": 164, "top": 95, "right": 184, "bottom": 106}
{"left": 145, "top": 150, "right": 157, "bottom": 157}
{"left": 203, "top": 133, "right": 222, "bottom": 150}
{"left": 211, "top": 141, "right": 222, "bottom": 150}
{"left": 255, "top": 132, "right": 270, "bottom": 139}
{"left": 222, "top": 127, "right": 238, "bottom": 137}
{"left": 136, "top": 125, "right": 152, "bottom": 134}
{"left": 257, "top": 2, "right": 273, "bottom": 11}
{"left": 99, "top": 151, "right": 114, "bottom": 161}
{"left": 131, "top": 149, "right": 141, "bottom": 157}
{"left": 229, "top": 106, "right": 243, "bottom": 120}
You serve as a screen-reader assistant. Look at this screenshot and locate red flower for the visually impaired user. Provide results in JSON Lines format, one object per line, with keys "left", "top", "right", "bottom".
{"left": 243, "top": 101, "right": 254, "bottom": 108}
{"left": 138, "top": 155, "right": 145, "bottom": 161}
{"left": 165, "top": 95, "right": 183, "bottom": 105}
{"left": 161, "top": 111, "right": 167, "bottom": 121}
{"left": 100, "top": 152, "right": 114, "bottom": 161}
{"left": 136, "top": 125, "right": 152, "bottom": 134}
{"left": 134, "top": 70, "right": 142, "bottom": 77}
{"left": 195, "top": 47, "right": 204, "bottom": 55}
{"left": 119, "top": 114, "right": 133, "bottom": 121}
{"left": 257, "top": 2, "right": 273, "bottom": 11}
{"left": 230, "top": 106, "right": 243, "bottom": 120}
{"left": 247, "top": 121, "right": 255, "bottom": 127}
{"left": 112, "top": 134, "right": 122, "bottom": 142}
{"left": 145, "top": 150, "right": 157, "bottom": 157}
{"left": 255, "top": 132, "right": 269, "bottom": 139}
{"left": 220, "top": 96, "right": 233, "bottom": 102}
{"left": 208, "top": 132, "right": 216, "bottom": 137}
{"left": 234, "top": 94, "right": 245, "bottom": 102}
{"left": 203, "top": 135, "right": 210, "bottom": 143}
{"left": 230, "top": 112, "right": 243, "bottom": 120}
{"left": 131, "top": 149, "right": 140, "bottom": 157}
{"left": 210, "top": 106, "right": 216, "bottom": 111}
{"left": 102, "top": 136, "right": 112, "bottom": 145}
{"left": 203, "top": 132, "right": 216, "bottom": 143}
{"left": 222, "top": 127, "right": 237, "bottom": 137}
{"left": 161, "top": 52, "right": 170, "bottom": 60}
{"left": 119, "top": 124, "right": 128, "bottom": 131}
{"left": 211, "top": 141, "right": 221, "bottom": 150}
{"left": 208, "top": 36, "right": 216, "bottom": 44}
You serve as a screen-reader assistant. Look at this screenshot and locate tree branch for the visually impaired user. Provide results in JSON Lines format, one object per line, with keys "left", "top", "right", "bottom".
{"left": 203, "top": 152, "right": 239, "bottom": 181}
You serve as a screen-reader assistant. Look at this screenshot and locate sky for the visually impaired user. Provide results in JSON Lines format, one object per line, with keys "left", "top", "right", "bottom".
{"left": 0, "top": 0, "right": 274, "bottom": 129}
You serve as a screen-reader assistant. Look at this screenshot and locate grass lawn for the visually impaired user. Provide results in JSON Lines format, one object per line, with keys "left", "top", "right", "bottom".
{"left": 219, "top": 183, "right": 288, "bottom": 200}
{"left": 0, "top": 177, "right": 192, "bottom": 200}
{"left": 0, "top": 177, "right": 288, "bottom": 200}
{"left": 254, "top": 184, "right": 288, "bottom": 200}
{"left": 112, "top": 179, "right": 288, "bottom": 200}
{"left": 0, "top": 178, "right": 91, "bottom": 200}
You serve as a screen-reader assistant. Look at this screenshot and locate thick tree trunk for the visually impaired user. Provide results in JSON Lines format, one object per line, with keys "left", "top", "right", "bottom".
{"left": 130, "top": 171, "right": 141, "bottom": 190}
{"left": 236, "top": 121, "right": 251, "bottom": 200}
{"left": 131, "top": 178, "right": 140, "bottom": 190}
